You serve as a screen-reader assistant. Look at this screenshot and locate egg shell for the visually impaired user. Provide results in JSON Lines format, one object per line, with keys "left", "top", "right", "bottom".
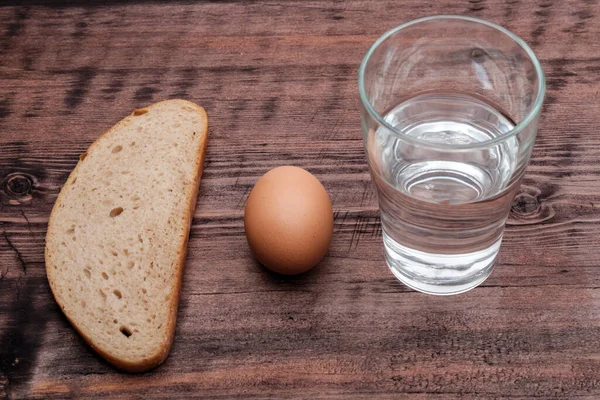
{"left": 244, "top": 166, "right": 333, "bottom": 275}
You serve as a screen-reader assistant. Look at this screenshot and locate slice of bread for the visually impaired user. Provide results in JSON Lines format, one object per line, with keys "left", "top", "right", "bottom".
{"left": 45, "top": 99, "right": 208, "bottom": 372}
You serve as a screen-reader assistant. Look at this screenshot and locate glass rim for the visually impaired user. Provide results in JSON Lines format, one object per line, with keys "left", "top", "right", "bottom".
{"left": 358, "top": 15, "right": 546, "bottom": 150}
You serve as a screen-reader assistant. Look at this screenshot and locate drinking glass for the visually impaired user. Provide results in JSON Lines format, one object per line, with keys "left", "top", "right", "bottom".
{"left": 358, "top": 15, "right": 545, "bottom": 295}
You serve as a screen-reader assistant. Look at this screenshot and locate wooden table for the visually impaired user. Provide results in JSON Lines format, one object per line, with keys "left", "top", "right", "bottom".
{"left": 1, "top": 0, "right": 599, "bottom": 398}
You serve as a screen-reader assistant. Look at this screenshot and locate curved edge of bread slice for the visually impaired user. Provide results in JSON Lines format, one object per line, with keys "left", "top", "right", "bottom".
{"left": 45, "top": 99, "right": 208, "bottom": 372}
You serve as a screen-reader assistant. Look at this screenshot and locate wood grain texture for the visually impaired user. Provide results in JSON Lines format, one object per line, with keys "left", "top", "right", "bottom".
{"left": 1, "top": 0, "right": 600, "bottom": 398}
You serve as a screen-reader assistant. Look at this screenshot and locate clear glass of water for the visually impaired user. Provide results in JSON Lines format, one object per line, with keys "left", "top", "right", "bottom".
{"left": 358, "top": 15, "right": 545, "bottom": 295}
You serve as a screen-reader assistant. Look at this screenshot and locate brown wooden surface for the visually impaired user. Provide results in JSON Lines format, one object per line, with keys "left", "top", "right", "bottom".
{"left": 1, "top": 0, "right": 599, "bottom": 398}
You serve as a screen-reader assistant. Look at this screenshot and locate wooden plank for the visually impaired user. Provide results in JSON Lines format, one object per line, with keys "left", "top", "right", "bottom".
{"left": 2, "top": 0, "right": 600, "bottom": 398}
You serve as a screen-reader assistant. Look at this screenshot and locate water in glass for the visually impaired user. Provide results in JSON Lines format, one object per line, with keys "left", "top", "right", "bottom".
{"left": 369, "top": 92, "right": 522, "bottom": 294}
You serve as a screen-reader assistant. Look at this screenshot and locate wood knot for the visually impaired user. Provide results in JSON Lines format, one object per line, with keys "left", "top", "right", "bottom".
{"left": 4, "top": 173, "right": 33, "bottom": 197}
{"left": 508, "top": 185, "right": 555, "bottom": 225}
{"left": 512, "top": 193, "right": 540, "bottom": 216}
{"left": 470, "top": 48, "right": 487, "bottom": 63}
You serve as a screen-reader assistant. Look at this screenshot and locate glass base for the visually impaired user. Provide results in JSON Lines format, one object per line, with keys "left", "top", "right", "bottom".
{"left": 383, "top": 232, "right": 500, "bottom": 295}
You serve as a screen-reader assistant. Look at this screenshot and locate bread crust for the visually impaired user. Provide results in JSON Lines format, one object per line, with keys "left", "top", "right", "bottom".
{"left": 45, "top": 99, "right": 208, "bottom": 372}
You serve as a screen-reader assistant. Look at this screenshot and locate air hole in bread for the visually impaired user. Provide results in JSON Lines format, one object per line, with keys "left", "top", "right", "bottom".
{"left": 113, "top": 319, "right": 118, "bottom": 324}
{"left": 119, "top": 326, "right": 132, "bottom": 337}
{"left": 142, "top": 288, "right": 147, "bottom": 294}
{"left": 102, "top": 272, "right": 109, "bottom": 280}
{"left": 67, "top": 228, "right": 75, "bottom": 234}
{"left": 84, "top": 268, "right": 91, "bottom": 279}
{"left": 133, "top": 109, "right": 148, "bottom": 116}
{"left": 110, "top": 207, "right": 124, "bottom": 217}
{"left": 112, "top": 145, "right": 123, "bottom": 154}
{"left": 113, "top": 289, "right": 122, "bottom": 299}
{"left": 131, "top": 141, "right": 136, "bottom": 146}
{"left": 71, "top": 177, "right": 77, "bottom": 185}
{"left": 111, "top": 250, "right": 118, "bottom": 257}
{"left": 99, "top": 289, "right": 106, "bottom": 299}
{"left": 128, "top": 261, "right": 135, "bottom": 269}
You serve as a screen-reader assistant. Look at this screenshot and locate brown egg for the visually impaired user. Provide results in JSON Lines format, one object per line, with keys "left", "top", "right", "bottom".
{"left": 244, "top": 166, "right": 333, "bottom": 275}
